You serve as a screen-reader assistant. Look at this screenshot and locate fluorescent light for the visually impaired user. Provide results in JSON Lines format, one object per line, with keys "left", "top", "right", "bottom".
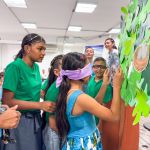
{"left": 109, "top": 29, "right": 121, "bottom": 34}
{"left": 3, "top": 0, "right": 27, "bottom": 8}
{"left": 68, "top": 26, "right": 82, "bottom": 32}
{"left": 0, "top": 40, "right": 21, "bottom": 44}
{"left": 75, "top": 3, "right": 97, "bottom": 13}
{"left": 64, "top": 43, "right": 74, "bottom": 46}
{"left": 21, "top": 23, "right": 37, "bottom": 29}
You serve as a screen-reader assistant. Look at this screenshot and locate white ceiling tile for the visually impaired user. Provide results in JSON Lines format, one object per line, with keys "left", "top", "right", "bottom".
{"left": 0, "top": 0, "right": 130, "bottom": 44}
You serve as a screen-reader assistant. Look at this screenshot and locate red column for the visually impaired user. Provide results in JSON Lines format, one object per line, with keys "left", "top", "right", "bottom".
{"left": 99, "top": 101, "right": 139, "bottom": 150}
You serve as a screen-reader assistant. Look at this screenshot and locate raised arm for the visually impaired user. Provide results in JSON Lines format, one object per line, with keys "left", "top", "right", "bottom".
{"left": 78, "top": 67, "right": 124, "bottom": 122}
{"left": 95, "top": 69, "right": 110, "bottom": 104}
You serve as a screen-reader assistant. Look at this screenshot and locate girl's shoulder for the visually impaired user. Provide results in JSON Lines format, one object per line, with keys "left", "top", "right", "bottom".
{"left": 112, "top": 49, "right": 118, "bottom": 55}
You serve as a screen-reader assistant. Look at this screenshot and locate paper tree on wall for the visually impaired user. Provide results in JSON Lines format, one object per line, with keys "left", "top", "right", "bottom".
{"left": 119, "top": 0, "right": 150, "bottom": 125}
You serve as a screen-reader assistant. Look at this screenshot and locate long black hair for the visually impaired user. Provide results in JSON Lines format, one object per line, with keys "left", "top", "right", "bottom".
{"left": 45, "top": 54, "right": 63, "bottom": 94}
{"left": 41, "top": 54, "right": 63, "bottom": 129}
{"left": 15, "top": 33, "right": 45, "bottom": 60}
{"left": 55, "top": 52, "right": 87, "bottom": 149}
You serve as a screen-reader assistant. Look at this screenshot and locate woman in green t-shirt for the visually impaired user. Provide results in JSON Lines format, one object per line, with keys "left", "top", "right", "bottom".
{"left": 42, "top": 55, "right": 63, "bottom": 150}
{"left": 1, "top": 33, "right": 55, "bottom": 150}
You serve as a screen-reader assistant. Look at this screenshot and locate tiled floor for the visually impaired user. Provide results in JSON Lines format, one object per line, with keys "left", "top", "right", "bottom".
{"left": 139, "top": 117, "right": 150, "bottom": 150}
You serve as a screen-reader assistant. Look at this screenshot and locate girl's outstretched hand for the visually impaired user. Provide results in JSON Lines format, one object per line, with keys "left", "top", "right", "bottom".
{"left": 113, "top": 67, "right": 124, "bottom": 89}
{"left": 103, "top": 68, "right": 111, "bottom": 86}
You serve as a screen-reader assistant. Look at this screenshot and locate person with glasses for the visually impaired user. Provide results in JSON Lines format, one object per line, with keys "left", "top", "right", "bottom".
{"left": 86, "top": 57, "right": 113, "bottom": 126}
{"left": 87, "top": 57, "right": 121, "bottom": 150}
{"left": 0, "top": 33, "right": 55, "bottom": 150}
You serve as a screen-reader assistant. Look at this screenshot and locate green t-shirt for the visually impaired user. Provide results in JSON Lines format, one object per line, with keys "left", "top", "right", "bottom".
{"left": 44, "top": 81, "right": 59, "bottom": 122}
{"left": 3, "top": 58, "right": 42, "bottom": 112}
{"left": 41, "top": 79, "right": 48, "bottom": 91}
{"left": 86, "top": 76, "right": 113, "bottom": 125}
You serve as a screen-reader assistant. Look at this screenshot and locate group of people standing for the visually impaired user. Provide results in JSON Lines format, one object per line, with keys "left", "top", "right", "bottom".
{"left": 0, "top": 33, "right": 138, "bottom": 150}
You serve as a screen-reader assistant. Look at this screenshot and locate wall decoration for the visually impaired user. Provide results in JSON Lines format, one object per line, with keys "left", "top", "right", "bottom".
{"left": 119, "top": 0, "right": 150, "bottom": 125}
{"left": 133, "top": 44, "right": 149, "bottom": 72}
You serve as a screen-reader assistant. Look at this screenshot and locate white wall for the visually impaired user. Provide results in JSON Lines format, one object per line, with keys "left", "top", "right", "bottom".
{"left": 0, "top": 44, "right": 20, "bottom": 70}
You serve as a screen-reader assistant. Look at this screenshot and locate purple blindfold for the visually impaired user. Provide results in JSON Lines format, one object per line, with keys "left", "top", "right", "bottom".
{"left": 56, "top": 63, "right": 92, "bottom": 87}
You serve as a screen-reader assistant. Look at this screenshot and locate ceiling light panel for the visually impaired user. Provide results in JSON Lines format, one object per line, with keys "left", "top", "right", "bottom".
{"left": 75, "top": 0, "right": 97, "bottom": 13}
{"left": 21, "top": 23, "right": 37, "bottom": 29}
{"left": 68, "top": 26, "right": 82, "bottom": 32}
{"left": 3, "top": 0, "right": 27, "bottom": 8}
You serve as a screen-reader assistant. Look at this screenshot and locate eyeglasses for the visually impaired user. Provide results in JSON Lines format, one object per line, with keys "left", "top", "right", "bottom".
{"left": 92, "top": 65, "right": 106, "bottom": 69}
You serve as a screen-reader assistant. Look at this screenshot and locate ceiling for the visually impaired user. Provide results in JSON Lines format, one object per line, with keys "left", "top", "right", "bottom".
{"left": 0, "top": 0, "right": 130, "bottom": 46}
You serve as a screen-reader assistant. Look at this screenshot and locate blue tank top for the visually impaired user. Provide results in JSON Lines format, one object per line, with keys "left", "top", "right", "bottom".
{"left": 66, "top": 90, "right": 96, "bottom": 138}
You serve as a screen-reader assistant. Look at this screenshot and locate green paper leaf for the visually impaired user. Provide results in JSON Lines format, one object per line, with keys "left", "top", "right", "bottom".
{"left": 138, "top": 4, "right": 147, "bottom": 23}
{"left": 128, "top": 68, "right": 141, "bottom": 84}
{"left": 121, "top": 7, "right": 128, "bottom": 15}
{"left": 120, "top": 58, "right": 128, "bottom": 72}
{"left": 145, "top": 0, "right": 150, "bottom": 13}
{"left": 129, "top": 98, "right": 136, "bottom": 107}
{"left": 125, "top": 16, "right": 132, "bottom": 31}
{"left": 133, "top": 110, "right": 141, "bottom": 125}
{"left": 127, "top": 30, "right": 131, "bottom": 37}
{"left": 132, "top": 104, "right": 139, "bottom": 117}
{"left": 139, "top": 12, "right": 147, "bottom": 23}
{"left": 136, "top": 27, "right": 146, "bottom": 45}
{"left": 121, "top": 67, "right": 141, "bottom": 105}
{"left": 128, "top": 0, "right": 138, "bottom": 14}
{"left": 141, "top": 61, "right": 150, "bottom": 95}
{"left": 143, "top": 29, "right": 150, "bottom": 44}
{"left": 123, "top": 32, "right": 136, "bottom": 56}
{"left": 132, "top": 88, "right": 150, "bottom": 124}
{"left": 119, "top": 0, "right": 150, "bottom": 124}
{"left": 136, "top": 88, "right": 148, "bottom": 104}
{"left": 124, "top": 40, "right": 132, "bottom": 55}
